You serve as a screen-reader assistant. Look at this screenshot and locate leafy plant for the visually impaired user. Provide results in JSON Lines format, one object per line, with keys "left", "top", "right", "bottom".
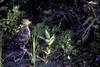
{"left": 63, "top": 31, "right": 73, "bottom": 55}
{"left": 57, "top": 31, "right": 73, "bottom": 56}
{"left": 31, "top": 23, "right": 49, "bottom": 66}
{"left": 0, "top": 5, "right": 23, "bottom": 40}
{"left": 38, "top": 29, "right": 55, "bottom": 63}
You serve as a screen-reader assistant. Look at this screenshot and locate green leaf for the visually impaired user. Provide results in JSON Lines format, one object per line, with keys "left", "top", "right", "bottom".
{"left": 88, "top": 1, "right": 98, "bottom": 5}
{"left": 38, "top": 36, "right": 47, "bottom": 43}
{"left": 48, "top": 35, "right": 55, "bottom": 45}
{"left": 47, "top": 48, "right": 51, "bottom": 55}
{"left": 93, "top": 25, "right": 99, "bottom": 29}
{"left": 45, "top": 29, "right": 50, "bottom": 39}
{"left": 83, "top": 16, "right": 93, "bottom": 25}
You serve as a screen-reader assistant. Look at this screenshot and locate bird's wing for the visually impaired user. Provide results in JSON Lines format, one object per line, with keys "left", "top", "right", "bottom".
{"left": 14, "top": 31, "right": 30, "bottom": 44}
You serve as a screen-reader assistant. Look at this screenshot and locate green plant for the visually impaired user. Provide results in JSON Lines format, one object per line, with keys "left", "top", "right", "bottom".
{"left": 0, "top": 32, "right": 3, "bottom": 67}
{"left": 64, "top": 32, "right": 73, "bottom": 55}
{"left": 38, "top": 29, "right": 55, "bottom": 63}
{"left": 0, "top": 5, "right": 23, "bottom": 40}
{"left": 32, "top": 28, "right": 37, "bottom": 67}
{"left": 31, "top": 23, "right": 48, "bottom": 66}
{"left": 59, "top": 31, "right": 73, "bottom": 55}
{"left": 55, "top": 30, "right": 73, "bottom": 65}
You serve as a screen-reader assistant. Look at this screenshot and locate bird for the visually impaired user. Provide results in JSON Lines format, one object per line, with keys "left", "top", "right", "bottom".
{"left": 13, "top": 19, "right": 31, "bottom": 62}
{"left": 0, "top": 0, "right": 4, "bottom": 3}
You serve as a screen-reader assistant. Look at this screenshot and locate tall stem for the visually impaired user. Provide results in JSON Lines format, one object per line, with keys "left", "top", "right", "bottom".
{"left": 32, "top": 27, "right": 37, "bottom": 67}
{"left": 0, "top": 32, "right": 3, "bottom": 67}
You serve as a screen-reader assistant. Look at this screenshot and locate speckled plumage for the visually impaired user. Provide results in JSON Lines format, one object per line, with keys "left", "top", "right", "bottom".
{"left": 14, "top": 27, "right": 31, "bottom": 47}
{"left": 12, "top": 24, "right": 31, "bottom": 62}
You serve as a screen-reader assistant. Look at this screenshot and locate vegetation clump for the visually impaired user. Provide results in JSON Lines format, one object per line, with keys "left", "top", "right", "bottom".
{"left": 0, "top": 0, "right": 100, "bottom": 67}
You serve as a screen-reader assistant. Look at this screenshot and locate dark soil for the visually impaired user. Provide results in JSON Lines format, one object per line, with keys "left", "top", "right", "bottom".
{"left": 0, "top": 0, "right": 100, "bottom": 67}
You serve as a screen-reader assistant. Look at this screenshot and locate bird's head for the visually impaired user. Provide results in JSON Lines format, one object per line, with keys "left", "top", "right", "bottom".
{"left": 22, "top": 19, "right": 31, "bottom": 27}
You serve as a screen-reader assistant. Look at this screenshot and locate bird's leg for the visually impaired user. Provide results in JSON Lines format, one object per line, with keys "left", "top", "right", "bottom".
{"left": 21, "top": 45, "right": 32, "bottom": 57}
{"left": 18, "top": 50, "right": 27, "bottom": 62}
{"left": 15, "top": 45, "right": 26, "bottom": 57}
{"left": 20, "top": 45, "right": 27, "bottom": 52}
{"left": 20, "top": 45, "right": 32, "bottom": 58}
{"left": 19, "top": 45, "right": 27, "bottom": 61}
{"left": 15, "top": 45, "right": 27, "bottom": 63}
{"left": 15, "top": 51, "right": 23, "bottom": 58}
